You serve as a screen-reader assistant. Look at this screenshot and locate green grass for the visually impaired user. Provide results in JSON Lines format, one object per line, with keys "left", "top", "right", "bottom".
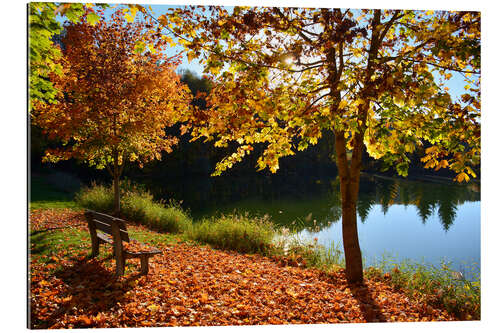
{"left": 74, "top": 183, "right": 113, "bottom": 212}
{"left": 121, "top": 193, "right": 192, "bottom": 234}
{"left": 30, "top": 176, "right": 80, "bottom": 209}
{"left": 75, "top": 184, "right": 193, "bottom": 234}
{"left": 29, "top": 223, "right": 186, "bottom": 261}
{"left": 76, "top": 184, "right": 281, "bottom": 256}
{"left": 29, "top": 224, "right": 187, "bottom": 277}
{"left": 188, "top": 213, "right": 276, "bottom": 255}
{"left": 275, "top": 235, "right": 345, "bottom": 271}
{"left": 30, "top": 228, "right": 90, "bottom": 262}
{"left": 365, "top": 256, "right": 480, "bottom": 320}
{"left": 127, "top": 227, "right": 191, "bottom": 248}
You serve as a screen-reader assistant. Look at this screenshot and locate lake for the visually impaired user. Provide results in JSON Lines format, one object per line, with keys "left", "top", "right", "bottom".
{"left": 146, "top": 173, "right": 480, "bottom": 278}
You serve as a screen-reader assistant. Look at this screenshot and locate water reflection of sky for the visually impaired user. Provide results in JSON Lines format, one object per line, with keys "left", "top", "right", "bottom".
{"left": 299, "top": 201, "right": 480, "bottom": 277}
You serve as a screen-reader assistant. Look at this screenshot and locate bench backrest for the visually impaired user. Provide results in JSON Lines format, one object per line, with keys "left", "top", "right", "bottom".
{"left": 84, "top": 210, "right": 130, "bottom": 243}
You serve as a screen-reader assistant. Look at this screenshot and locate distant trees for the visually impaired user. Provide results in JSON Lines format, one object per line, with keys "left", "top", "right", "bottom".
{"left": 180, "top": 69, "right": 212, "bottom": 110}
{"left": 31, "top": 10, "right": 191, "bottom": 214}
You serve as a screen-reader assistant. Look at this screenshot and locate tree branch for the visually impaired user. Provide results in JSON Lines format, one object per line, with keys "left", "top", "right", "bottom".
{"left": 378, "top": 11, "right": 403, "bottom": 44}
{"left": 309, "top": 92, "right": 330, "bottom": 107}
{"left": 402, "top": 58, "right": 481, "bottom": 75}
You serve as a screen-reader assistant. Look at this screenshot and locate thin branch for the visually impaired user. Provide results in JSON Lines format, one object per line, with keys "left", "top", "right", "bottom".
{"left": 276, "top": 8, "right": 316, "bottom": 45}
{"left": 305, "top": 92, "right": 330, "bottom": 110}
{"left": 402, "top": 58, "right": 481, "bottom": 75}
{"left": 298, "top": 27, "right": 320, "bottom": 37}
{"left": 297, "top": 59, "right": 326, "bottom": 67}
{"left": 377, "top": 38, "right": 436, "bottom": 64}
{"left": 378, "top": 11, "right": 403, "bottom": 44}
{"left": 220, "top": 52, "right": 325, "bottom": 73}
{"left": 105, "top": 163, "right": 113, "bottom": 177}
{"left": 308, "top": 84, "right": 330, "bottom": 94}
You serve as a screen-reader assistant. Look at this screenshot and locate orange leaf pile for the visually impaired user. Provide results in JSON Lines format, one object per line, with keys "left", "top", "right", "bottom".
{"left": 29, "top": 208, "right": 86, "bottom": 232}
{"left": 29, "top": 209, "right": 456, "bottom": 328}
{"left": 123, "top": 239, "right": 158, "bottom": 254}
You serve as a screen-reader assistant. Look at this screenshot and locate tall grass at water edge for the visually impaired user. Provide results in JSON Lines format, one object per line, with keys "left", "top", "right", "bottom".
{"left": 75, "top": 182, "right": 192, "bottom": 234}
{"left": 365, "top": 254, "right": 480, "bottom": 320}
{"left": 75, "top": 183, "right": 276, "bottom": 254}
{"left": 187, "top": 213, "right": 276, "bottom": 254}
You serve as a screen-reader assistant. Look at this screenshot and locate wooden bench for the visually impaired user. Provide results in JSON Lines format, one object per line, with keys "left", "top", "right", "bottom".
{"left": 84, "top": 210, "right": 161, "bottom": 276}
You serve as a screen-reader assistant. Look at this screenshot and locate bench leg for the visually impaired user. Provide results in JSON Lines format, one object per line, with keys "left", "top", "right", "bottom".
{"left": 140, "top": 255, "right": 149, "bottom": 275}
{"left": 115, "top": 257, "right": 125, "bottom": 276}
{"left": 91, "top": 239, "right": 100, "bottom": 258}
{"left": 114, "top": 246, "right": 125, "bottom": 277}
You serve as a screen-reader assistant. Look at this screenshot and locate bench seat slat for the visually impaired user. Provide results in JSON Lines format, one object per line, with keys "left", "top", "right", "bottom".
{"left": 124, "top": 249, "right": 161, "bottom": 259}
{"left": 94, "top": 219, "right": 112, "bottom": 234}
{"left": 96, "top": 233, "right": 161, "bottom": 255}
{"left": 92, "top": 219, "right": 130, "bottom": 242}
{"left": 96, "top": 232, "right": 113, "bottom": 243}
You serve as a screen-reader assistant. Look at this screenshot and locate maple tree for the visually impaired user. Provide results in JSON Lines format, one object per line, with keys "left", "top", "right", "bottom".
{"left": 146, "top": 7, "right": 480, "bottom": 283}
{"left": 32, "top": 9, "right": 191, "bottom": 214}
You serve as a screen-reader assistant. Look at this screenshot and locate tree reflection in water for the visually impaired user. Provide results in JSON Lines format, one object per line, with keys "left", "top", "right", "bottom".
{"left": 351, "top": 175, "right": 478, "bottom": 232}
{"left": 145, "top": 173, "right": 479, "bottom": 233}
{"left": 275, "top": 175, "right": 479, "bottom": 233}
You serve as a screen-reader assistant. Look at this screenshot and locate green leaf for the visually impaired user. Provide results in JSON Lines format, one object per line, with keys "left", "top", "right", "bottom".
{"left": 147, "top": 43, "right": 156, "bottom": 54}
{"left": 134, "top": 41, "right": 146, "bottom": 54}
{"left": 86, "top": 12, "right": 100, "bottom": 26}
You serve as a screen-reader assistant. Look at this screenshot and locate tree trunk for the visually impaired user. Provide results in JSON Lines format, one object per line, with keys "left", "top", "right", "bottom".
{"left": 113, "top": 150, "right": 120, "bottom": 215}
{"left": 334, "top": 132, "right": 364, "bottom": 284}
{"left": 340, "top": 182, "right": 363, "bottom": 283}
{"left": 113, "top": 171, "right": 120, "bottom": 215}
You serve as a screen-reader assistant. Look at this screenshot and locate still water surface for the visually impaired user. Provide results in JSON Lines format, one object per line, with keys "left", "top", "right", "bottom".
{"left": 147, "top": 173, "right": 480, "bottom": 277}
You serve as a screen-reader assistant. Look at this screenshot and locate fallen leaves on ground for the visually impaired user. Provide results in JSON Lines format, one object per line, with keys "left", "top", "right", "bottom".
{"left": 29, "top": 208, "right": 86, "bottom": 231}
{"left": 29, "top": 209, "right": 456, "bottom": 328}
{"left": 123, "top": 239, "right": 159, "bottom": 254}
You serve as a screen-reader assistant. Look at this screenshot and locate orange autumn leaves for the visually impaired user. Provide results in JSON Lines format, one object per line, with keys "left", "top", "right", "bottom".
{"left": 31, "top": 9, "right": 191, "bottom": 171}
{"left": 29, "top": 209, "right": 455, "bottom": 328}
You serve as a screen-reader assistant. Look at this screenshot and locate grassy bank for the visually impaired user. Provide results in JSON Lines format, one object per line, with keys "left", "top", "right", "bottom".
{"left": 365, "top": 258, "right": 480, "bottom": 320}
{"left": 30, "top": 209, "right": 461, "bottom": 328}
{"left": 30, "top": 180, "right": 480, "bottom": 320}
{"left": 75, "top": 183, "right": 278, "bottom": 256}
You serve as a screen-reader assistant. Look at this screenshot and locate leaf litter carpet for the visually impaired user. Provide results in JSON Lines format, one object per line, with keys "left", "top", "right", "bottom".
{"left": 29, "top": 209, "right": 455, "bottom": 328}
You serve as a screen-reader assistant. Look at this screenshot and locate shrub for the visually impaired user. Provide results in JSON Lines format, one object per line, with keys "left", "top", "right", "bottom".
{"left": 75, "top": 183, "right": 113, "bottom": 213}
{"left": 274, "top": 233, "right": 345, "bottom": 270}
{"left": 157, "top": 207, "right": 193, "bottom": 234}
{"left": 75, "top": 183, "right": 192, "bottom": 234}
{"left": 188, "top": 214, "right": 275, "bottom": 255}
